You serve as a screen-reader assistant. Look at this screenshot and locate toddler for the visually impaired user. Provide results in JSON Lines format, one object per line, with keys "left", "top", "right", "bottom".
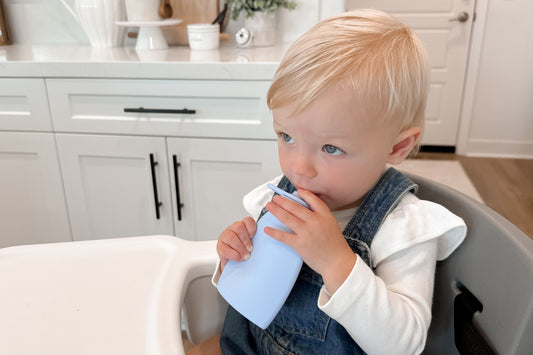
{"left": 194, "top": 9, "right": 466, "bottom": 355}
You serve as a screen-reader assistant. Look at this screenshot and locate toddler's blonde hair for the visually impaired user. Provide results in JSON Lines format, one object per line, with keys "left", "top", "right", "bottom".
{"left": 267, "top": 9, "right": 429, "bottom": 134}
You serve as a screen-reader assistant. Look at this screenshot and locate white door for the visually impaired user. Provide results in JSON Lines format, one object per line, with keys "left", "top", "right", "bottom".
{"left": 0, "top": 132, "right": 71, "bottom": 247}
{"left": 167, "top": 138, "right": 280, "bottom": 241}
{"left": 56, "top": 134, "right": 174, "bottom": 241}
{"left": 346, "top": 0, "right": 476, "bottom": 146}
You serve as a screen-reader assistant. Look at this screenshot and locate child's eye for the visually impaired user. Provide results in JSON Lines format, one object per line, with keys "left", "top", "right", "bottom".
{"left": 323, "top": 144, "right": 343, "bottom": 155}
{"left": 281, "top": 133, "right": 295, "bottom": 144}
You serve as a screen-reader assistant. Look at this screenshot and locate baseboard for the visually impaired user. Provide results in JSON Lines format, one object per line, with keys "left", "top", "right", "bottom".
{"left": 420, "top": 145, "right": 456, "bottom": 153}
{"left": 463, "top": 139, "right": 533, "bottom": 158}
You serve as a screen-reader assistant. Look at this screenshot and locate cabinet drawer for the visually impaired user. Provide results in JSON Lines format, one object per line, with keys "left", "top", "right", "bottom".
{"left": 47, "top": 78, "right": 276, "bottom": 139}
{"left": 0, "top": 78, "right": 52, "bottom": 131}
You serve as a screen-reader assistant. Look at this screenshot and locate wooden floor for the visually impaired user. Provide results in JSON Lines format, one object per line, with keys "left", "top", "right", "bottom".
{"left": 416, "top": 153, "right": 533, "bottom": 239}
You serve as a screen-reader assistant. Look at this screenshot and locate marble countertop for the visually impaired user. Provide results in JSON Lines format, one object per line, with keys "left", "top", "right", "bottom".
{"left": 0, "top": 42, "right": 289, "bottom": 80}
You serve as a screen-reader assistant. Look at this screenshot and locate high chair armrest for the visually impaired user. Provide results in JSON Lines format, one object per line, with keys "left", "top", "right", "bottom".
{"left": 173, "top": 238, "right": 221, "bottom": 351}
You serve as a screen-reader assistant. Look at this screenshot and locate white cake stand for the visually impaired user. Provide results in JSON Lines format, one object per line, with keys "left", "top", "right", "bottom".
{"left": 116, "top": 18, "right": 182, "bottom": 50}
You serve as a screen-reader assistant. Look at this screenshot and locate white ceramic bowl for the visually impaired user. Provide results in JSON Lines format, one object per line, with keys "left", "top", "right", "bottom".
{"left": 187, "top": 24, "right": 220, "bottom": 50}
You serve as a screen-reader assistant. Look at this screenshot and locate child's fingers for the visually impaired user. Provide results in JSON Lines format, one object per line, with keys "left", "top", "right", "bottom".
{"left": 217, "top": 242, "right": 242, "bottom": 267}
{"left": 228, "top": 219, "right": 255, "bottom": 253}
{"left": 216, "top": 219, "right": 254, "bottom": 263}
{"left": 217, "top": 231, "right": 249, "bottom": 262}
{"left": 271, "top": 194, "right": 312, "bottom": 221}
{"left": 296, "top": 189, "right": 330, "bottom": 214}
{"left": 264, "top": 226, "right": 296, "bottom": 248}
{"left": 242, "top": 216, "right": 257, "bottom": 242}
{"left": 266, "top": 197, "right": 308, "bottom": 232}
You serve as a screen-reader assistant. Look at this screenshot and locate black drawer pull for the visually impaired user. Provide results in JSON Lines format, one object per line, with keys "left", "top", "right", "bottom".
{"left": 149, "top": 153, "right": 162, "bottom": 219}
{"left": 124, "top": 107, "right": 196, "bottom": 114}
{"left": 173, "top": 155, "right": 184, "bottom": 221}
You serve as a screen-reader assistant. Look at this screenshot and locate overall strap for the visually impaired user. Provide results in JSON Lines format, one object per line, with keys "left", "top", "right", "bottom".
{"left": 343, "top": 167, "right": 418, "bottom": 252}
{"left": 277, "top": 175, "right": 296, "bottom": 194}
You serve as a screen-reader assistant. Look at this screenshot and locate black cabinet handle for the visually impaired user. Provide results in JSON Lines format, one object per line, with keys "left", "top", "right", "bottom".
{"left": 149, "top": 153, "right": 162, "bottom": 219}
{"left": 173, "top": 155, "right": 184, "bottom": 221}
{"left": 124, "top": 107, "right": 196, "bottom": 114}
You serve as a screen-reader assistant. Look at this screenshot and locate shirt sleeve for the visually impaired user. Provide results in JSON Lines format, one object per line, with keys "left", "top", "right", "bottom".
{"left": 242, "top": 175, "right": 282, "bottom": 219}
{"left": 318, "top": 239, "right": 438, "bottom": 355}
{"left": 371, "top": 193, "right": 467, "bottom": 266}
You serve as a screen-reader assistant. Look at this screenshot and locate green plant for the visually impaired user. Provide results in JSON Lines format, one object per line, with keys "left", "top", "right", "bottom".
{"left": 225, "top": 0, "right": 297, "bottom": 21}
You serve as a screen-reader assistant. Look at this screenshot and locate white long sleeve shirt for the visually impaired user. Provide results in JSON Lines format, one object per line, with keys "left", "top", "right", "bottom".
{"left": 214, "top": 176, "right": 467, "bottom": 354}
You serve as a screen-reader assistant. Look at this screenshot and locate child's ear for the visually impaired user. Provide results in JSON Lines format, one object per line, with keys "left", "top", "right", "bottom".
{"left": 387, "top": 127, "right": 423, "bottom": 164}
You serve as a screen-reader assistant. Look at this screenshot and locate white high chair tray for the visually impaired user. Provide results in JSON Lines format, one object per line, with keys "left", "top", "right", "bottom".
{"left": 0, "top": 235, "right": 217, "bottom": 355}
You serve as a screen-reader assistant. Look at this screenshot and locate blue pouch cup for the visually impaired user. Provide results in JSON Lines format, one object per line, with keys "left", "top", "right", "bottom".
{"left": 217, "top": 184, "right": 310, "bottom": 329}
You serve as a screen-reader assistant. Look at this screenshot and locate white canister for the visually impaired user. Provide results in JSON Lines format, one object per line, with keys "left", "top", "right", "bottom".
{"left": 187, "top": 24, "right": 220, "bottom": 50}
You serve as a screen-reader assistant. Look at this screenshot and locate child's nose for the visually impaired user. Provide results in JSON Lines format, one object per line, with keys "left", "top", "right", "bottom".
{"left": 291, "top": 151, "right": 317, "bottom": 178}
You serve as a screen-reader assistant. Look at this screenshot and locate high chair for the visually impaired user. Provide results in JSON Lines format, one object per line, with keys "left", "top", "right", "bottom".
{"left": 0, "top": 174, "right": 532, "bottom": 354}
{"left": 409, "top": 173, "right": 533, "bottom": 355}
{"left": 0, "top": 235, "right": 221, "bottom": 355}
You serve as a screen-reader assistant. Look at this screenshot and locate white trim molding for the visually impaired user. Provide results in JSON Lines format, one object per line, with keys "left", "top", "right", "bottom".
{"left": 463, "top": 139, "right": 533, "bottom": 159}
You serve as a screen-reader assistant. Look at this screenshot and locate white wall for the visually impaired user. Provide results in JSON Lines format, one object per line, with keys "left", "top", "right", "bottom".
{"left": 457, "top": 0, "right": 533, "bottom": 158}
{"left": 3, "top": 0, "right": 87, "bottom": 45}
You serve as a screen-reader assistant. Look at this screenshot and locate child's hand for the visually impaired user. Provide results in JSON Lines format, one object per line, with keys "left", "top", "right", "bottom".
{"left": 216, "top": 217, "right": 256, "bottom": 270}
{"left": 264, "top": 190, "right": 357, "bottom": 294}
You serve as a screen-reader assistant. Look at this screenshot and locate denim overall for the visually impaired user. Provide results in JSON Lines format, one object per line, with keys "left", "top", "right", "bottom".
{"left": 220, "top": 168, "right": 417, "bottom": 355}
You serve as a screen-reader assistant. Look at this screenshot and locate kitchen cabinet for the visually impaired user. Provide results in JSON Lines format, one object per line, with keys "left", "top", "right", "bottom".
{"left": 46, "top": 78, "right": 275, "bottom": 139}
{"left": 167, "top": 137, "right": 279, "bottom": 241}
{"left": 0, "top": 132, "right": 71, "bottom": 247}
{"left": 48, "top": 77, "right": 280, "bottom": 241}
{"left": 0, "top": 78, "right": 71, "bottom": 247}
{"left": 56, "top": 134, "right": 279, "bottom": 241}
{"left": 56, "top": 134, "right": 174, "bottom": 241}
{"left": 0, "top": 78, "right": 53, "bottom": 131}
{"left": 1, "top": 60, "right": 282, "bottom": 245}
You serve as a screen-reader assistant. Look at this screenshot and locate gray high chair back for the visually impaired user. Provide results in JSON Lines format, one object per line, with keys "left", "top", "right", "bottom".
{"left": 407, "top": 173, "right": 533, "bottom": 355}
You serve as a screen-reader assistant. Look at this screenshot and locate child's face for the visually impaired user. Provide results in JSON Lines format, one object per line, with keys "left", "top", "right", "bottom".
{"left": 273, "top": 87, "right": 399, "bottom": 211}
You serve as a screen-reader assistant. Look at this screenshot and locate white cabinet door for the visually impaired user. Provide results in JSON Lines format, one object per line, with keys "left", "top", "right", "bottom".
{"left": 0, "top": 132, "right": 71, "bottom": 247}
{"left": 168, "top": 138, "right": 280, "bottom": 241}
{"left": 346, "top": 0, "right": 476, "bottom": 146}
{"left": 56, "top": 134, "right": 174, "bottom": 241}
